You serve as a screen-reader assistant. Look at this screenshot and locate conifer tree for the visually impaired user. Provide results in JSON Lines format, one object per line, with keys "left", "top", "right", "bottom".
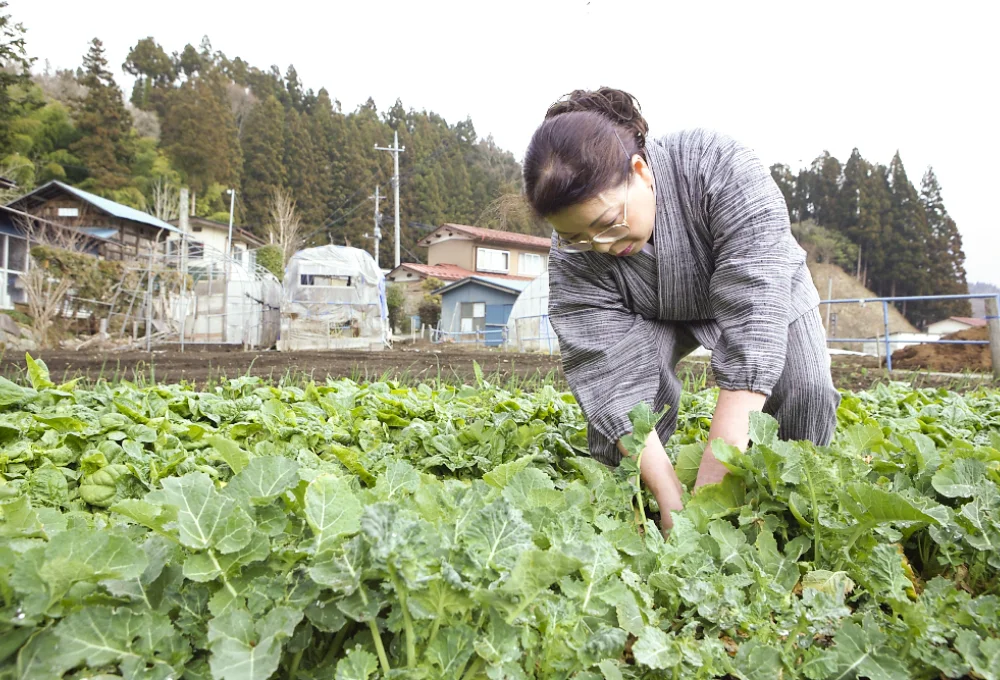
{"left": 239, "top": 95, "right": 286, "bottom": 230}
{"left": 70, "top": 38, "right": 134, "bottom": 191}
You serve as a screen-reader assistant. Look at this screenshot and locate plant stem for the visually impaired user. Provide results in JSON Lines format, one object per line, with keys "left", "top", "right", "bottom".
{"left": 803, "top": 467, "right": 821, "bottom": 563}
{"left": 367, "top": 619, "right": 391, "bottom": 675}
{"left": 286, "top": 649, "right": 303, "bottom": 680}
{"left": 388, "top": 563, "right": 416, "bottom": 668}
{"left": 320, "top": 623, "right": 353, "bottom": 668}
{"left": 208, "top": 550, "right": 238, "bottom": 597}
{"left": 460, "top": 656, "right": 485, "bottom": 680}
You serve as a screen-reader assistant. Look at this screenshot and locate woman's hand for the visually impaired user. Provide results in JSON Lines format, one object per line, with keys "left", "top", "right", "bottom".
{"left": 618, "top": 430, "right": 684, "bottom": 533}
{"left": 695, "top": 389, "right": 767, "bottom": 488}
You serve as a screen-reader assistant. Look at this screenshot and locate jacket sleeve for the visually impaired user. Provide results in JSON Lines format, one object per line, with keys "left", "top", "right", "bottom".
{"left": 547, "top": 249, "right": 660, "bottom": 463}
{"left": 700, "top": 133, "right": 800, "bottom": 396}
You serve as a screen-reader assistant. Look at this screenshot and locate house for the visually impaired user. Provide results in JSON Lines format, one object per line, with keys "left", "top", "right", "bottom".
{"left": 6, "top": 180, "right": 181, "bottom": 259}
{"left": 419, "top": 223, "right": 550, "bottom": 277}
{"left": 166, "top": 216, "right": 264, "bottom": 271}
{"left": 385, "top": 224, "right": 549, "bottom": 324}
{"left": 436, "top": 276, "right": 531, "bottom": 347}
{"left": 927, "top": 317, "right": 988, "bottom": 336}
{"left": 0, "top": 209, "right": 29, "bottom": 310}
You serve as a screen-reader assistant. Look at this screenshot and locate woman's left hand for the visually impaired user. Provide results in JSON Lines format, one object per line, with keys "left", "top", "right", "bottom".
{"left": 694, "top": 389, "right": 767, "bottom": 488}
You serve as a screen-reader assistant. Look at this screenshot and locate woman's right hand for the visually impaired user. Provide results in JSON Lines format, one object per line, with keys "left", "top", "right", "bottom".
{"left": 618, "top": 429, "right": 684, "bottom": 533}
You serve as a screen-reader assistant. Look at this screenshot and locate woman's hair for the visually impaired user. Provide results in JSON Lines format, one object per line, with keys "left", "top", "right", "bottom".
{"left": 523, "top": 87, "right": 649, "bottom": 218}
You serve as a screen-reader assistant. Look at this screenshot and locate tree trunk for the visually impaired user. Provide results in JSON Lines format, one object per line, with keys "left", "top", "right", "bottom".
{"left": 856, "top": 243, "right": 863, "bottom": 280}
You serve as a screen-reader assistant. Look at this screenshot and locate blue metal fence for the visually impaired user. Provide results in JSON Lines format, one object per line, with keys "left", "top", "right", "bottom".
{"left": 819, "top": 293, "right": 999, "bottom": 372}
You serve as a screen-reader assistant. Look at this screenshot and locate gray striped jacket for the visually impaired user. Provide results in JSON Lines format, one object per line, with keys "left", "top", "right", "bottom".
{"left": 548, "top": 128, "right": 820, "bottom": 456}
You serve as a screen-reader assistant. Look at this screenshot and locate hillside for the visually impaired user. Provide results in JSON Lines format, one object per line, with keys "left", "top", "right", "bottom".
{"left": 807, "top": 262, "right": 918, "bottom": 351}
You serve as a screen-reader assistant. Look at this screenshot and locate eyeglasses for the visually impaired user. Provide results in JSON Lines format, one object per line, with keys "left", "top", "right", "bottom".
{"left": 555, "top": 130, "right": 632, "bottom": 253}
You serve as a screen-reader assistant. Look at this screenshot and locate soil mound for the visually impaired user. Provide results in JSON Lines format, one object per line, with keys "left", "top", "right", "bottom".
{"left": 891, "top": 326, "right": 991, "bottom": 372}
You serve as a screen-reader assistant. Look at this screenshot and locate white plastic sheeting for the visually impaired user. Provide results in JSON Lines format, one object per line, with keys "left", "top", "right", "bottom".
{"left": 278, "top": 245, "right": 389, "bottom": 351}
{"left": 505, "top": 274, "right": 560, "bottom": 354}
{"left": 172, "top": 258, "right": 281, "bottom": 348}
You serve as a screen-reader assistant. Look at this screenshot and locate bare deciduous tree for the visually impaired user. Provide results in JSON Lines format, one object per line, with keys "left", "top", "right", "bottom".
{"left": 150, "top": 178, "right": 179, "bottom": 222}
{"left": 228, "top": 83, "right": 258, "bottom": 139}
{"left": 128, "top": 104, "right": 162, "bottom": 140}
{"left": 266, "top": 187, "right": 303, "bottom": 263}
{"left": 23, "top": 268, "right": 73, "bottom": 347}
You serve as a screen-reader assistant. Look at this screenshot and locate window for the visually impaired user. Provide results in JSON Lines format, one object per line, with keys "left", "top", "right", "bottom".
{"left": 460, "top": 302, "right": 486, "bottom": 333}
{"left": 192, "top": 226, "right": 203, "bottom": 233}
{"left": 477, "top": 248, "right": 509, "bottom": 273}
{"left": 301, "top": 274, "right": 352, "bottom": 287}
{"left": 518, "top": 252, "right": 546, "bottom": 276}
{"left": 6, "top": 236, "right": 27, "bottom": 273}
{"left": 188, "top": 241, "right": 205, "bottom": 259}
{"left": 57, "top": 207, "right": 79, "bottom": 217}
{"left": 233, "top": 246, "right": 245, "bottom": 263}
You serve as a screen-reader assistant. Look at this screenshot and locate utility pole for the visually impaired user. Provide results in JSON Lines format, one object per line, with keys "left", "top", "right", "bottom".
{"left": 375, "top": 130, "right": 405, "bottom": 267}
{"left": 371, "top": 185, "right": 382, "bottom": 268}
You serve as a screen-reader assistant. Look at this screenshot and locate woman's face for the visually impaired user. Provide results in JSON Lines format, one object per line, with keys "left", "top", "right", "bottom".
{"left": 546, "top": 154, "right": 656, "bottom": 257}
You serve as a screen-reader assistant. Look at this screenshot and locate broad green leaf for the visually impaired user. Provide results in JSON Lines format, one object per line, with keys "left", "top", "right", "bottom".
{"left": 462, "top": 499, "right": 533, "bottom": 572}
{"left": 955, "top": 630, "right": 1000, "bottom": 680}
{"left": 305, "top": 474, "right": 362, "bottom": 553}
{"left": 501, "top": 467, "right": 558, "bottom": 510}
{"left": 501, "top": 548, "right": 582, "bottom": 608}
{"left": 841, "top": 483, "right": 939, "bottom": 525}
{"left": 632, "top": 626, "right": 680, "bottom": 670}
{"left": 228, "top": 456, "right": 299, "bottom": 503}
{"left": 597, "top": 659, "right": 625, "bottom": 680}
{"left": 802, "top": 570, "right": 855, "bottom": 598}
{"left": 25, "top": 354, "right": 54, "bottom": 390}
{"left": 802, "top": 618, "right": 909, "bottom": 680}
{"left": 931, "top": 458, "right": 987, "bottom": 498}
{"left": 150, "top": 472, "right": 253, "bottom": 553}
{"left": 0, "top": 495, "right": 44, "bottom": 538}
{"left": 748, "top": 411, "right": 779, "bottom": 446}
{"left": 864, "top": 544, "right": 914, "bottom": 605}
{"left": 374, "top": 459, "right": 420, "bottom": 500}
{"left": 209, "top": 435, "right": 250, "bottom": 474}
{"left": 734, "top": 640, "right": 784, "bottom": 680}
{"left": 425, "top": 623, "right": 476, "bottom": 680}
{"left": 0, "top": 375, "right": 34, "bottom": 406}
{"left": 207, "top": 607, "right": 296, "bottom": 680}
{"left": 483, "top": 456, "right": 533, "bottom": 489}
{"left": 335, "top": 645, "right": 378, "bottom": 680}
{"left": 674, "top": 443, "right": 704, "bottom": 489}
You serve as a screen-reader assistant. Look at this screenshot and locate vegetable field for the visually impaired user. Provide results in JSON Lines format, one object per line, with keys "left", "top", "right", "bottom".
{"left": 1, "top": 356, "right": 1000, "bottom": 680}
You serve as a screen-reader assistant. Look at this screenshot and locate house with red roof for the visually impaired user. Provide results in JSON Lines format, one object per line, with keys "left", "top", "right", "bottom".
{"left": 386, "top": 224, "right": 551, "bottom": 327}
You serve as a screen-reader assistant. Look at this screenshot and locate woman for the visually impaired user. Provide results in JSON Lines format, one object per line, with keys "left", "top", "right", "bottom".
{"left": 522, "top": 88, "right": 840, "bottom": 529}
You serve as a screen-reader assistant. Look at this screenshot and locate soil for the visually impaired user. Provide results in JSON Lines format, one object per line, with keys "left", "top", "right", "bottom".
{"left": 1, "top": 342, "right": 995, "bottom": 393}
{"left": 891, "top": 326, "right": 992, "bottom": 373}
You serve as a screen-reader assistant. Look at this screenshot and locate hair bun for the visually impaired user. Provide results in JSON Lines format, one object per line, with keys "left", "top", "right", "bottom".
{"left": 545, "top": 87, "right": 649, "bottom": 149}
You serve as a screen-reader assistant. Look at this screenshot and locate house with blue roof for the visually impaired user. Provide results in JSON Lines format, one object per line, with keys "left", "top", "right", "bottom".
{"left": 5, "top": 180, "right": 181, "bottom": 260}
{"left": 434, "top": 275, "right": 532, "bottom": 346}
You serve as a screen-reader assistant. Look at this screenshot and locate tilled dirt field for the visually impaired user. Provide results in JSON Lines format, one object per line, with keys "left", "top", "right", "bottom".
{"left": 1, "top": 345, "right": 995, "bottom": 392}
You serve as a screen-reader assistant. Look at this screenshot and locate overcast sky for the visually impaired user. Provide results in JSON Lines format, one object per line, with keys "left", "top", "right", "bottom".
{"left": 14, "top": 0, "right": 1000, "bottom": 287}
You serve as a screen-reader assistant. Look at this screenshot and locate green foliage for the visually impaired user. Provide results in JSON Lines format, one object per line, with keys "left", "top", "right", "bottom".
{"left": 69, "top": 38, "right": 134, "bottom": 191}
{"left": 255, "top": 244, "right": 284, "bottom": 280}
{"left": 778, "top": 147, "right": 969, "bottom": 328}
{"left": 240, "top": 95, "right": 286, "bottom": 230}
{"left": 160, "top": 71, "right": 241, "bottom": 194}
{"left": 0, "top": 1, "right": 35, "bottom": 156}
{"left": 1, "top": 360, "right": 999, "bottom": 678}
{"left": 792, "top": 220, "right": 859, "bottom": 270}
{"left": 385, "top": 283, "right": 406, "bottom": 331}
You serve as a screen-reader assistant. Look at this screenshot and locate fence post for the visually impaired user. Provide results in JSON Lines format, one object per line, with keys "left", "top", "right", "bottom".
{"left": 987, "top": 295, "right": 1000, "bottom": 381}
{"left": 882, "top": 300, "right": 892, "bottom": 372}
